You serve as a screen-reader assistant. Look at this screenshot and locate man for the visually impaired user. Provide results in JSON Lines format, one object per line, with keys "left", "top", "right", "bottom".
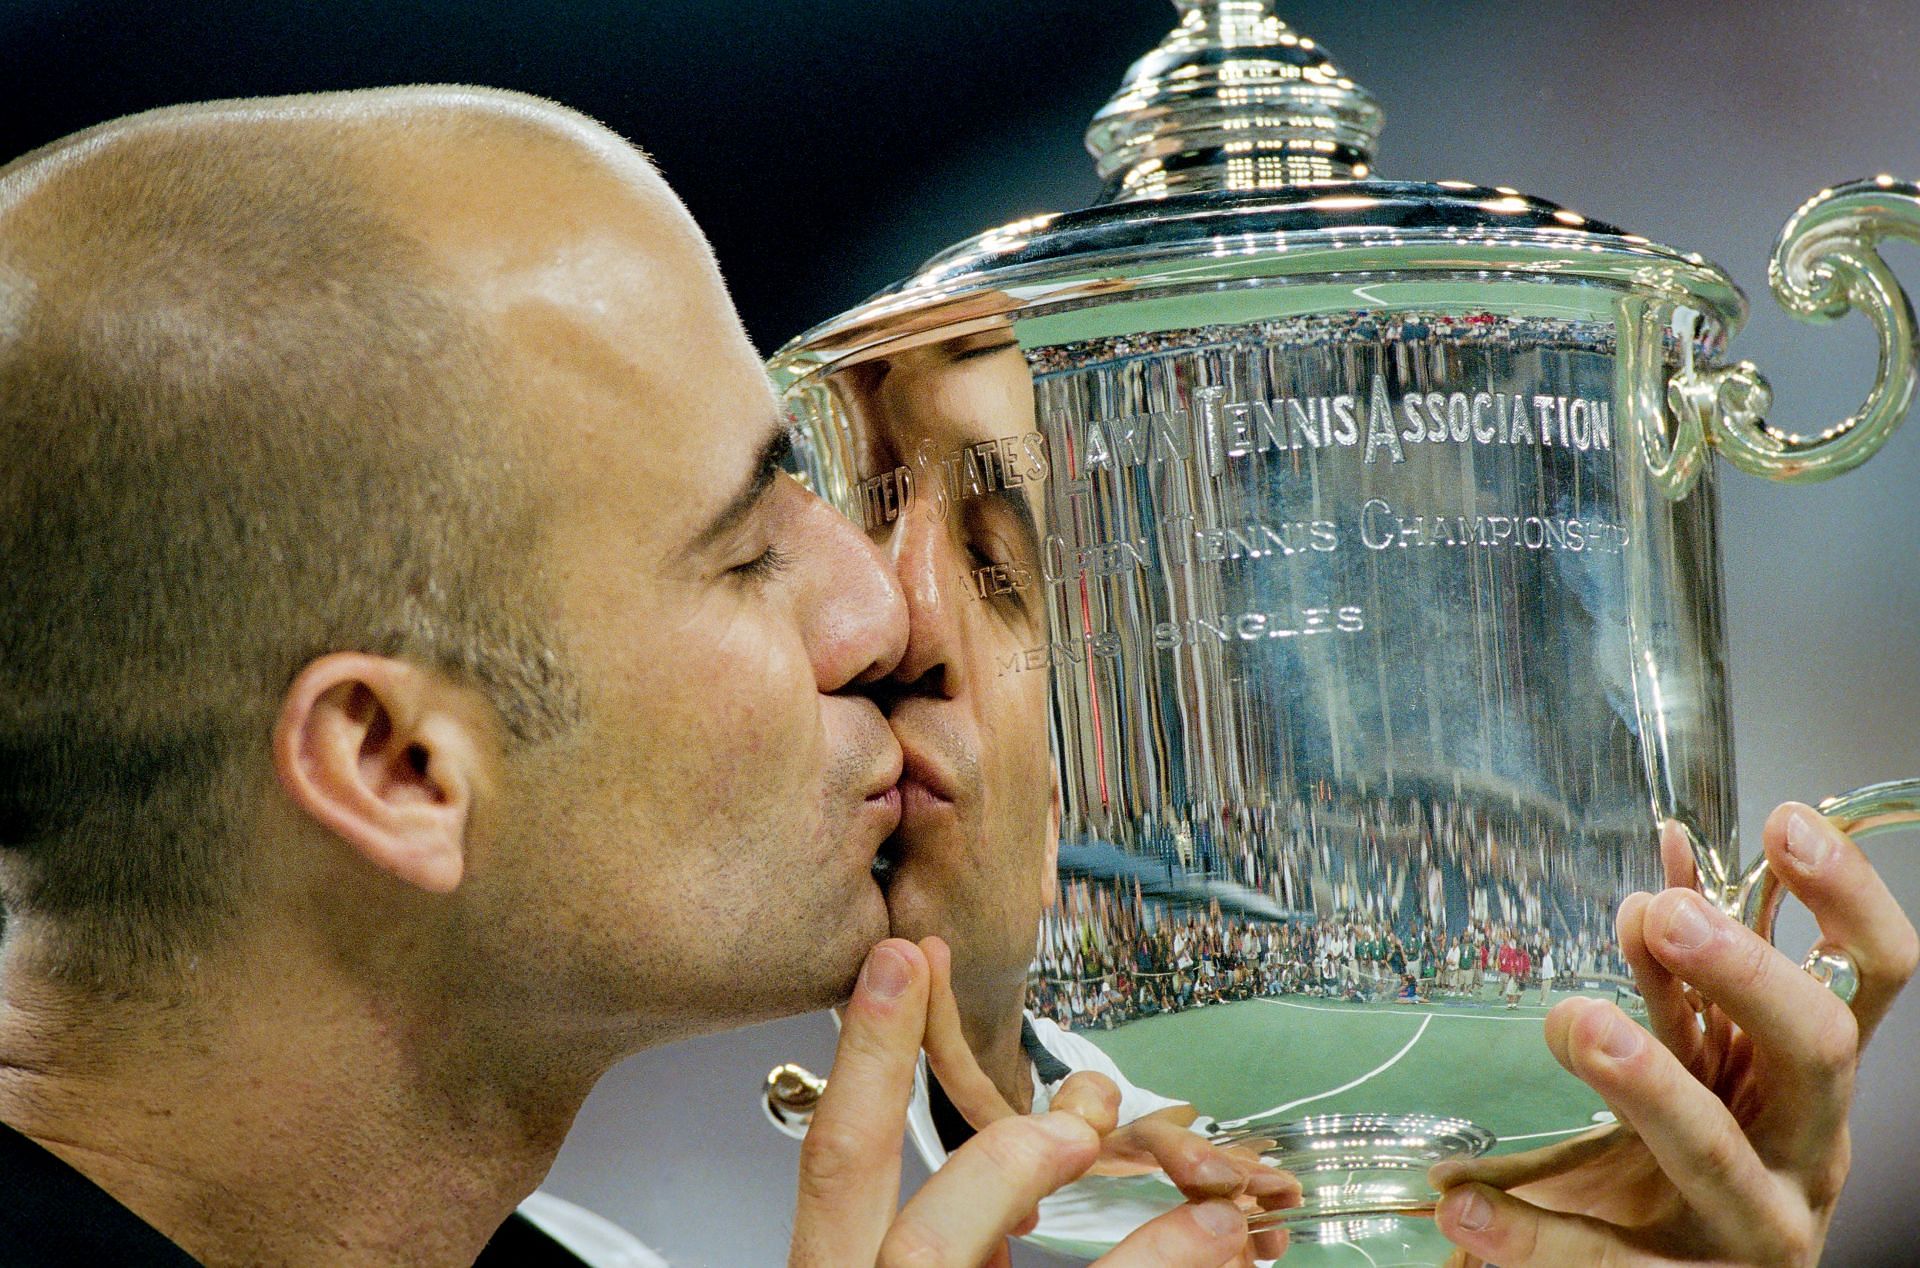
{"left": 1501, "top": 935, "right": 1525, "bottom": 1009}
{"left": 2, "top": 89, "right": 1914, "bottom": 1268}
{"left": 838, "top": 328, "right": 1297, "bottom": 1256}
{"left": 0, "top": 89, "right": 1257, "bottom": 1265}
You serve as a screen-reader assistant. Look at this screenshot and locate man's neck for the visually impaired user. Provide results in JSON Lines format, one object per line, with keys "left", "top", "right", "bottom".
{"left": 0, "top": 945, "right": 597, "bottom": 1267}
{"left": 956, "top": 980, "right": 1035, "bottom": 1115}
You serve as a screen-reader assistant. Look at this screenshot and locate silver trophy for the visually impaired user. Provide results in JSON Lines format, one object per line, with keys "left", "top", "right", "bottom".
{"left": 766, "top": 2, "right": 1920, "bottom": 1260}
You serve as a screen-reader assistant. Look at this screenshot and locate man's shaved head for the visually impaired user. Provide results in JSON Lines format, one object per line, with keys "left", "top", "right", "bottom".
{"left": 0, "top": 89, "right": 609, "bottom": 987}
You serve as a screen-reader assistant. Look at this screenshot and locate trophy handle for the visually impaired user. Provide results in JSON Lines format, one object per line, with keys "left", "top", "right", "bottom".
{"left": 1669, "top": 176, "right": 1920, "bottom": 483}
{"left": 762, "top": 1061, "right": 827, "bottom": 1140}
{"left": 1732, "top": 779, "right": 1920, "bottom": 1003}
{"left": 1664, "top": 177, "right": 1920, "bottom": 1001}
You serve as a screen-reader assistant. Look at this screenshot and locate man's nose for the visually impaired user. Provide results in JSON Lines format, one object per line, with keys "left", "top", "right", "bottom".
{"left": 885, "top": 497, "right": 965, "bottom": 698}
{"left": 796, "top": 491, "right": 907, "bottom": 691}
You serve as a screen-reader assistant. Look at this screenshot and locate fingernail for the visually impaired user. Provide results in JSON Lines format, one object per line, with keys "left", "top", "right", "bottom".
{"left": 1450, "top": 1187, "right": 1493, "bottom": 1232}
{"left": 860, "top": 944, "right": 910, "bottom": 1000}
{"left": 1244, "top": 1167, "right": 1292, "bottom": 1196}
{"left": 1600, "top": 1012, "right": 1644, "bottom": 1060}
{"left": 1193, "top": 1155, "right": 1241, "bottom": 1188}
{"left": 1664, "top": 894, "right": 1712, "bottom": 950}
{"left": 1192, "top": 1199, "right": 1244, "bottom": 1238}
{"left": 1033, "top": 1112, "right": 1093, "bottom": 1146}
{"left": 1786, "top": 807, "right": 1833, "bottom": 871}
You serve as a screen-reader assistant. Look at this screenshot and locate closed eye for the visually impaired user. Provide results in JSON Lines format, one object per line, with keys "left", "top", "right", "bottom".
{"left": 731, "top": 543, "right": 791, "bottom": 582}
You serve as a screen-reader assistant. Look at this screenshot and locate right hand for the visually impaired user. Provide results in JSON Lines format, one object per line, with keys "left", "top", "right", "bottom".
{"left": 789, "top": 937, "right": 1256, "bottom": 1267}
{"left": 1426, "top": 809, "right": 1919, "bottom": 1267}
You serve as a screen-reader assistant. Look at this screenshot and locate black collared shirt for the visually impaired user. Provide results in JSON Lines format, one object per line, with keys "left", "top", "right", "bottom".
{"left": 0, "top": 1121, "right": 589, "bottom": 1266}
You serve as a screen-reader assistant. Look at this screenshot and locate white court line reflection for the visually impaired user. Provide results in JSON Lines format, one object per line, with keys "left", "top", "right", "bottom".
{"left": 1257, "top": 997, "right": 1556, "bottom": 1023}
{"left": 1222, "top": 1014, "right": 1434, "bottom": 1127}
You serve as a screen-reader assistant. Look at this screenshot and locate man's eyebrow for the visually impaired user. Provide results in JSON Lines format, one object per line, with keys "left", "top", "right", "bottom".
{"left": 686, "top": 420, "right": 793, "bottom": 554}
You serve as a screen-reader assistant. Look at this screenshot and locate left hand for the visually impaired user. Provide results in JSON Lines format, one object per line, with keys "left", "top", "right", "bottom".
{"left": 918, "top": 939, "right": 1301, "bottom": 1263}
{"left": 1427, "top": 803, "right": 1918, "bottom": 1266}
{"left": 791, "top": 938, "right": 1255, "bottom": 1267}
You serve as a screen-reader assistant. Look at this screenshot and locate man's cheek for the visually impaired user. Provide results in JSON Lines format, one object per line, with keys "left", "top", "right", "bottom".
{"left": 703, "top": 692, "right": 818, "bottom": 810}
{"left": 698, "top": 638, "right": 807, "bottom": 753}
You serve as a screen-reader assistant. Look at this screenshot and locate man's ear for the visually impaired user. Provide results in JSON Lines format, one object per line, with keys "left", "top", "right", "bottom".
{"left": 1041, "top": 770, "right": 1062, "bottom": 909}
{"left": 271, "top": 653, "right": 490, "bottom": 894}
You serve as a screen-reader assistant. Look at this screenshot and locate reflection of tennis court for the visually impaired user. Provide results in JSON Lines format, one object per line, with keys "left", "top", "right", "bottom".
{"left": 1081, "top": 995, "right": 1618, "bottom": 1154}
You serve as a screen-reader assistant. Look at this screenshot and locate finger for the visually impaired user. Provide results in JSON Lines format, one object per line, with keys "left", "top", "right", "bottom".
{"left": 1106, "top": 1115, "right": 1248, "bottom": 1200}
{"left": 1550, "top": 996, "right": 1780, "bottom": 1250}
{"left": 1428, "top": 1119, "right": 1629, "bottom": 1191}
{"left": 1092, "top": 1199, "right": 1248, "bottom": 1266}
{"left": 1765, "top": 801, "right": 1920, "bottom": 1047}
{"left": 920, "top": 936, "right": 1019, "bottom": 1131}
{"left": 1241, "top": 1195, "right": 1291, "bottom": 1262}
{"left": 1238, "top": 1158, "right": 1302, "bottom": 1209}
{"left": 791, "top": 940, "right": 928, "bottom": 1267}
{"left": 1613, "top": 891, "right": 1705, "bottom": 1077}
{"left": 1639, "top": 886, "right": 1860, "bottom": 1158}
{"left": 1658, "top": 821, "right": 1720, "bottom": 1031}
{"left": 1435, "top": 1184, "right": 1671, "bottom": 1267}
{"left": 1248, "top": 1228, "right": 1289, "bottom": 1262}
{"left": 1049, "top": 1070, "right": 1121, "bottom": 1138}
{"left": 1659, "top": 818, "right": 1699, "bottom": 891}
{"left": 880, "top": 1111, "right": 1101, "bottom": 1267}
{"left": 1177, "top": 1136, "right": 1294, "bottom": 1260}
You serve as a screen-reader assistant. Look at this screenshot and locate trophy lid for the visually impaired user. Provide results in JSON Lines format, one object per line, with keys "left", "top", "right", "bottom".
{"left": 771, "top": 1, "right": 1745, "bottom": 383}
{"left": 1086, "top": 0, "right": 1383, "bottom": 201}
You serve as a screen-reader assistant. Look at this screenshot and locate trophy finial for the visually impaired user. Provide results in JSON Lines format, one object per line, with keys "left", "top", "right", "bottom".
{"left": 1086, "top": 1, "right": 1383, "bottom": 202}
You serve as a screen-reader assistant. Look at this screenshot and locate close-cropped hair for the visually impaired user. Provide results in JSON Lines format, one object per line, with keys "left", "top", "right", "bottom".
{"left": 0, "top": 109, "right": 578, "bottom": 989}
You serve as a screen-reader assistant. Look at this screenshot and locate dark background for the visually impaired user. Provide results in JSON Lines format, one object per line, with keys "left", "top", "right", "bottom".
{"left": 7, "top": 2, "right": 1918, "bottom": 1264}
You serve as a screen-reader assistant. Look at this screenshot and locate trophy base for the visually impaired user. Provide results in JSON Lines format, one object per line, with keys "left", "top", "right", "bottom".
{"left": 1227, "top": 1112, "right": 1497, "bottom": 1235}
{"left": 1259, "top": 1211, "right": 1463, "bottom": 1268}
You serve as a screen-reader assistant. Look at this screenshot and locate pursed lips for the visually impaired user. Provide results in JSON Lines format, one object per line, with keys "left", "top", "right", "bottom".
{"left": 865, "top": 783, "right": 902, "bottom": 819}
{"left": 895, "top": 742, "right": 960, "bottom": 819}
{"left": 871, "top": 732, "right": 963, "bottom": 888}
{"left": 863, "top": 744, "right": 905, "bottom": 820}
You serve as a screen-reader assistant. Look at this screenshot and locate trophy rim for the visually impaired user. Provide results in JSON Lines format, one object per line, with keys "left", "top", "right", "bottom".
{"left": 770, "top": 179, "right": 1744, "bottom": 389}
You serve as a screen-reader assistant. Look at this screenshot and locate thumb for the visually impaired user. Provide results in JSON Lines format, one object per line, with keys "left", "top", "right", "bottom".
{"left": 789, "top": 940, "right": 929, "bottom": 1267}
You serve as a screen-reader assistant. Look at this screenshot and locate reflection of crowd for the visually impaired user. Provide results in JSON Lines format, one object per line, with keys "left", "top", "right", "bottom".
{"left": 1032, "top": 792, "right": 1641, "bottom": 1030}
{"left": 1032, "top": 879, "right": 1630, "bottom": 1030}
{"left": 1189, "top": 794, "right": 1635, "bottom": 958}
{"left": 1023, "top": 311, "right": 1621, "bottom": 376}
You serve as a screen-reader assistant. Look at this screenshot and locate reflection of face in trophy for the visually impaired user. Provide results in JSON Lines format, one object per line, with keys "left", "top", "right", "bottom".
{"left": 849, "top": 330, "right": 1059, "bottom": 1108}
{"left": 845, "top": 328, "right": 1255, "bottom": 1258}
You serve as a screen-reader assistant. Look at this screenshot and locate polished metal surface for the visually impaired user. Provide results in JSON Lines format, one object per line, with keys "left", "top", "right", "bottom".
{"left": 1668, "top": 176, "right": 1920, "bottom": 489}
{"left": 761, "top": 1062, "right": 826, "bottom": 1140}
{"left": 766, "top": 1, "right": 1920, "bottom": 1257}
{"left": 1229, "top": 1114, "right": 1496, "bottom": 1230}
{"left": 1085, "top": 0, "right": 1383, "bottom": 198}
